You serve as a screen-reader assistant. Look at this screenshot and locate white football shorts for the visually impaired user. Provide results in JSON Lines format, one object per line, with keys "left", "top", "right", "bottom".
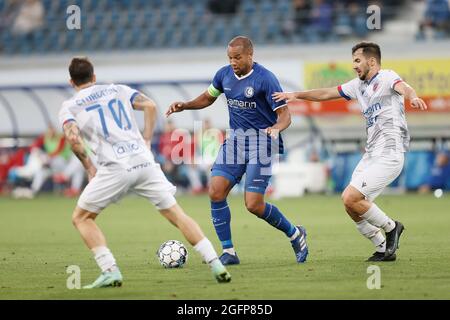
{"left": 78, "top": 161, "right": 177, "bottom": 213}
{"left": 350, "top": 152, "right": 404, "bottom": 201}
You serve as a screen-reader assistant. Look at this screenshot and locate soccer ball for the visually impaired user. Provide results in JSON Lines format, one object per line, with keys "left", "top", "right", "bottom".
{"left": 156, "top": 240, "right": 188, "bottom": 268}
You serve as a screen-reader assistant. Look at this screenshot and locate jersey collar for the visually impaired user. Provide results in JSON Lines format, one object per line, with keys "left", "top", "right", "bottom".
{"left": 234, "top": 68, "right": 254, "bottom": 80}
{"left": 364, "top": 72, "right": 379, "bottom": 85}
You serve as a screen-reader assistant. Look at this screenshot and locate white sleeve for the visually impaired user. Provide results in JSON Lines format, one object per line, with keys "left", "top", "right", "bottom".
{"left": 338, "top": 78, "right": 358, "bottom": 100}
{"left": 117, "top": 84, "right": 140, "bottom": 105}
{"left": 59, "top": 102, "right": 76, "bottom": 128}
{"left": 385, "top": 70, "right": 404, "bottom": 90}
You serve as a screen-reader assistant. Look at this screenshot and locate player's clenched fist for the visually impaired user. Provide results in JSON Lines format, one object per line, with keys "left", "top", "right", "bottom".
{"left": 166, "top": 102, "right": 186, "bottom": 117}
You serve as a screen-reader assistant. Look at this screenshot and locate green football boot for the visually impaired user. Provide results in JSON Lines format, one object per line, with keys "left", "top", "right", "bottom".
{"left": 211, "top": 262, "right": 231, "bottom": 283}
{"left": 83, "top": 270, "right": 123, "bottom": 289}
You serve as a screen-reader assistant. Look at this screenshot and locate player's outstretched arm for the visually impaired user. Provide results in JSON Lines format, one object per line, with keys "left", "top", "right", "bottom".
{"left": 132, "top": 93, "right": 157, "bottom": 147}
{"left": 272, "top": 87, "right": 342, "bottom": 102}
{"left": 393, "top": 81, "right": 428, "bottom": 111}
{"left": 166, "top": 91, "right": 217, "bottom": 117}
{"left": 63, "top": 121, "right": 97, "bottom": 180}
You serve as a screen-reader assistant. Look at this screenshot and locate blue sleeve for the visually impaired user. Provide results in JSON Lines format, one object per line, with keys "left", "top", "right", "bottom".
{"left": 130, "top": 92, "right": 139, "bottom": 105}
{"left": 264, "top": 72, "right": 286, "bottom": 111}
{"left": 211, "top": 68, "right": 225, "bottom": 94}
{"left": 118, "top": 84, "right": 139, "bottom": 105}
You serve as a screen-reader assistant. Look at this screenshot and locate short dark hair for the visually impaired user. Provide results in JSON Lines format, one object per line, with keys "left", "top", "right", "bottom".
{"left": 352, "top": 41, "right": 381, "bottom": 64}
{"left": 228, "top": 36, "right": 253, "bottom": 54}
{"left": 69, "top": 57, "right": 94, "bottom": 86}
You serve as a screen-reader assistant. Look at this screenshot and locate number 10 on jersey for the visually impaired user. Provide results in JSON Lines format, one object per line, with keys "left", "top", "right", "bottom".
{"left": 86, "top": 99, "right": 132, "bottom": 138}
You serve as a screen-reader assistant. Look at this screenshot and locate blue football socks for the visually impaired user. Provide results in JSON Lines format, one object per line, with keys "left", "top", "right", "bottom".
{"left": 261, "top": 203, "right": 297, "bottom": 238}
{"left": 211, "top": 200, "right": 233, "bottom": 250}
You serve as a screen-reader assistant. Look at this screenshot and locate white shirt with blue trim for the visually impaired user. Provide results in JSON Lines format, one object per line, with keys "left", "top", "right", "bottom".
{"left": 338, "top": 69, "right": 410, "bottom": 156}
{"left": 59, "top": 84, "right": 154, "bottom": 167}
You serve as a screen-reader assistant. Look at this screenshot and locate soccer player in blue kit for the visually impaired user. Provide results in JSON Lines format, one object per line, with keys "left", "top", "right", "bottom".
{"left": 167, "top": 36, "right": 308, "bottom": 265}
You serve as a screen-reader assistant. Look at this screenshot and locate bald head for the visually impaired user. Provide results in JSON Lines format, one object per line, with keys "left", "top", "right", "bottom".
{"left": 228, "top": 36, "right": 253, "bottom": 54}
{"left": 227, "top": 36, "right": 254, "bottom": 77}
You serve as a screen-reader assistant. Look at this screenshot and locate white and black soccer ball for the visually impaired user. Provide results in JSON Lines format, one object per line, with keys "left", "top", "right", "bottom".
{"left": 156, "top": 240, "right": 188, "bottom": 268}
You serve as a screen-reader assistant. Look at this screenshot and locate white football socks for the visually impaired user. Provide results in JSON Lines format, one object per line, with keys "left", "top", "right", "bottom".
{"left": 361, "top": 203, "right": 395, "bottom": 233}
{"left": 194, "top": 237, "right": 222, "bottom": 268}
{"left": 92, "top": 246, "right": 118, "bottom": 273}
{"left": 356, "top": 220, "right": 386, "bottom": 253}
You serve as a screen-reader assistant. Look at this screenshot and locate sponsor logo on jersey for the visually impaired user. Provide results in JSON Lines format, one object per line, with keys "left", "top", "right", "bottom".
{"left": 373, "top": 82, "right": 379, "bottom": 92}
{"left": 363, "top": 102, "right": 382, "bottom": 118}
{"left": 244, "top": 86, "right": 254, "bottom": 98}
{"left": 227, "top": 98, "right": 256, "bottom": 110}
{"left": 112, "top": 139, "right": 144, "bottom": 159}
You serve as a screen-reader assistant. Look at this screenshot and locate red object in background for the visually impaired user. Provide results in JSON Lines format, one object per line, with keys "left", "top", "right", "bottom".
{"left": 288, "top": 96, "right": 450, "bottom": 116}
{"left": 30, "top": 133, "right": 66, "bottom": 157}
{"left": 0, "top": 148, "right": 27, "bottom": 186}
{"left": 158, "top": 130, "right": 176, "bottom": 160}
{"left": 159, "top": 131, "right": 196, "bottom": 163}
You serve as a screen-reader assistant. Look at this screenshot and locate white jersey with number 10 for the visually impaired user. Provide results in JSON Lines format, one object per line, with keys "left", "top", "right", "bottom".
{"left": 59, "top": 84, "right": 154, "bottom": 168}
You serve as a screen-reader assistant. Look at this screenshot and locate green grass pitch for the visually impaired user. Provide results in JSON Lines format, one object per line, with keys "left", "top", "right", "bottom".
{"left": 0, "top": 194, "right": 449, "bottom": 299}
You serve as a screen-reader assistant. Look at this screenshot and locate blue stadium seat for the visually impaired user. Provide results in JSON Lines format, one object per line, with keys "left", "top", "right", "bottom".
{"left": 149, "top": 0, "right": 164, "bottom": 9}
{"left": 331, "top": 152, "right": 362, "bottom": 192}
{"left": 151, "top": 25, "right": 167, "bottom": 48}
{"left": 145, "top": 28, "right": 159, "bottom": 47}
{"left": 211, "top": 17, "right": 227, "bottom": 45}
{"left": 0, "top": 0, "right": 406, "bottom": 53}
{"left": 110, "top": 10, "right": 123, "bottom": 28}
{"left": 115, "top": 29, "right": 128, "bottom": 49}
{"left": 141, "top": 10, "right": 155, "bottom": 28}
{"left": 82, "top": 0, "right": 94, "bottom": 11}
{"left": 133, "top": 0, "right": 149, "bottom": 10}
{"left": 241, "top": 0, "right": 256, "bottom": 15}
{"left": 45, "top": 30, "right": 60, "bottom": 52}
{"left": 260, "top": 0, "right": 274, "bottom": 15}
{"left": 404, "top": 151, "right": 434, "bottom": 189}
{"left": 62, "top": 30, "right": 76, "bottom": 52}
{"left": 192, "top": 2, "right": 206, "bottom": 20}
{"left": 334, "top": 13, "right": 353, "bottom": 38}
{"left": 353, "top": 15, "right": 369, "bottom": 38}
{"left": 276, "top": 0, "right": 292, "bottom": 14}
{"left": 41, "top": 0, "right": 52, "bottom": 11}
{"left": 83, "top": 29, "right": 98, "bottom": 50}
{"left": 265, "top": 17, "right": 281, "bottom": 42}
{"left": 446, "top": 170, "right": 450, "bottom": 190}
{"left": 173, "top": 5, "right": 189, "bottom": 26}
{"left": 249, "top": 18, "right": 264, "bottom": 44}
{"left": 194, "top": 24, "right": 209, "bottom": 46}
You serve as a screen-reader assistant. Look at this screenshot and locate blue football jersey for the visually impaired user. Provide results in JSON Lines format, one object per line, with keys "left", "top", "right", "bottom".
{"left": 208, "top": 62, "right": 286, "bottom": 151}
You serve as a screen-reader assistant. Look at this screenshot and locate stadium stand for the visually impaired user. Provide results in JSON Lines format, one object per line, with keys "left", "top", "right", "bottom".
{"left": 0, "top": 0, "right": 411, "bottom": 54}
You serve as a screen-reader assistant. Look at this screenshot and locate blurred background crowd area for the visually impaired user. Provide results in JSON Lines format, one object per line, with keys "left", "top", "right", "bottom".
{"left": 0, "top": 119, "right": 226, "bottom": 198}
{"left": 1, "top": 121, "right": 449, "bottom": 199}
{"left": 0, "top": 0, "right": 449, "bottom": 54}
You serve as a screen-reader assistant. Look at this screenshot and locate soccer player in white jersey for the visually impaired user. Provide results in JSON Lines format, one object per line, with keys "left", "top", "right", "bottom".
{"left": 273, "top": 42, "right": 428, "bottom": 261}
{"left": 60, "top": 57, "right": 231, "bottom": 288}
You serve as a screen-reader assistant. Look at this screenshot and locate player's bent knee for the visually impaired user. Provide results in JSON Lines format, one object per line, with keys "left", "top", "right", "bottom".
{"left": 71, "top": 207, "right": 96, "bottom": 227}
{"left": 245, "top": 200, "right": 265, "bottom": 215}
{"left": 208, "top": 184, "right": 227, "bottom": 202}
{"left": 342, "top": 190, "right": 356, "bottom": 209}
{"left": 342, "top": 188, "right": 364, "bottom": 211}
